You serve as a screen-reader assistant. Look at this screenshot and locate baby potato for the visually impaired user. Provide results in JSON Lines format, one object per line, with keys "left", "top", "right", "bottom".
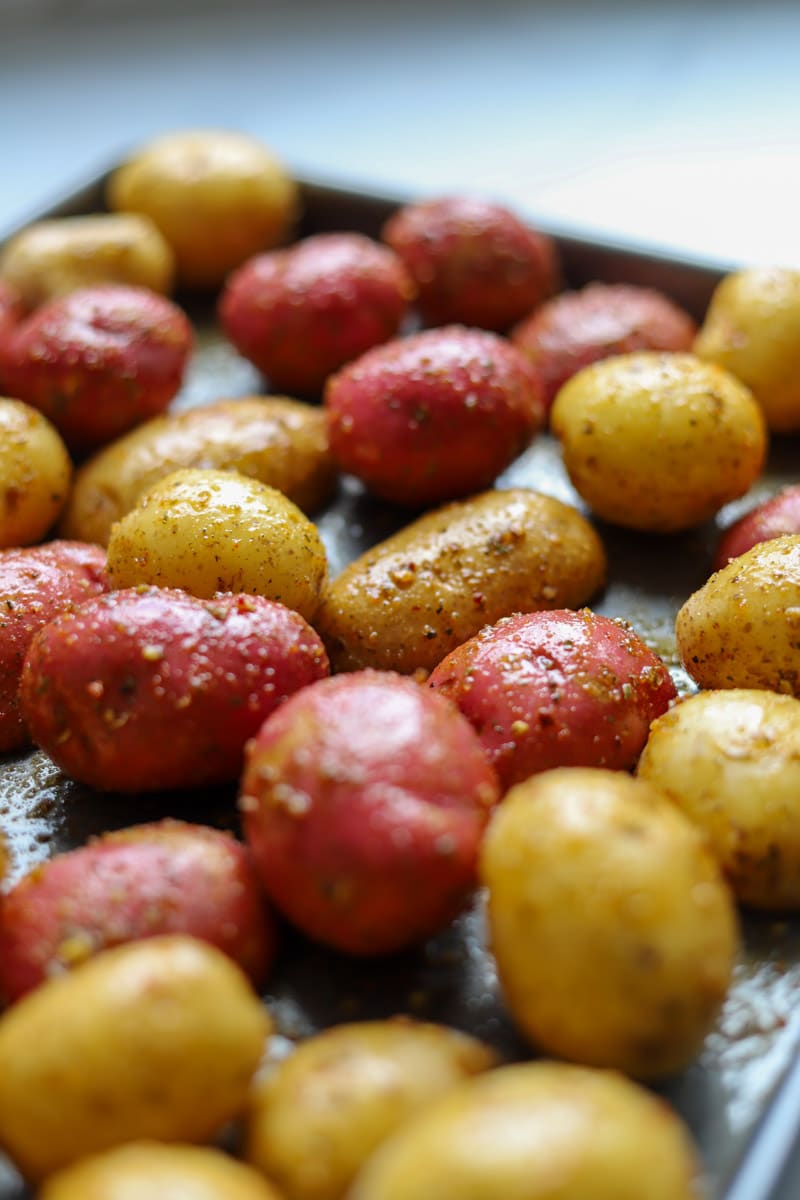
{"left": 0, "top": 831, "right": 8, "bottom": 884}
{"left": 481, "top": 768, "right": 738, "bottom": 1078}
{"left": 714, "top": 483, "right": 800, "bottom": 570}
{"left": 550, "top": 351, "right": 767, "bottom": 532}
{"left": 0, "top": 935, "right": 270, "bottom": 1180}
{"left": 108, "top": 129, "right": 299, "bottom": 289}
{"left": 0, "top": 280, "right": 23, "bottom": 345}
{"left": 106, "top": 467, "right": 327, "bottom": 619}
{"left": 315, "top": 488, "right": 606, "bottom": 674}
{"left": 0, "top": 397, "right": 71, "bottom": 547}
{"left": 349, "top": 1061, "right": 702, "bottom": 1200}
{"left": 245, "top": 1018, "right": 495, "bottom": 1200}
{"left": 0, "top": 213, "right": 175, "bottom": 309}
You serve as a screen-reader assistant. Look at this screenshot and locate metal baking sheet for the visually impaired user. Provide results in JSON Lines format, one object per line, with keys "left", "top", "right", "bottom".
{"left": 2, "top": 173, "right": 800, "bottom": 1199}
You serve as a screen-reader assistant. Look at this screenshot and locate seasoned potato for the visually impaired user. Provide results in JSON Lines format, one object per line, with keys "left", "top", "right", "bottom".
{"left": 315, "top": 488, "right": 606, "bottom": 674}
{"left": 0, "top": 397, "right": 71, "bottom": 547}
{"left": 550, "top": 351, "right": 767, "bottom": 532}
{"left": 481, "top": 768, "right": 738, "bottom": 1078}
{"left": 245, "top": 1018, "right": 495, "bottom": 1200}
{"left": 106, "top": 468, "right": 327, "bottom": 619}
{"left": 0, "top": 935, "right": 270, "bottom": 1180}
{"left": 714, "top": 483, "right": 800, "bottom": 570}
{"left": 349, "top": 1061, "right": 702, "bottom": 1200}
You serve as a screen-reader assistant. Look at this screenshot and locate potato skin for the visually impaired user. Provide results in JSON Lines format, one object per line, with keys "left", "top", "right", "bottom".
{"left": 315, "top": 488, "right": 606, "bottom": 675}
{"left": 714, "top": 484, "right": 800, "bottom": 570}
{"left": 480, "top": 768, "right": 738, "bottom": 1078}
{"left": 240, "top": 671, "right": 500, "bottom": 955}
{"left": 61, "top": 395, "right": 336, "bottom": 546}
{"left": 0, "top": 397, "right": 72, "bottom": 548}
{"left": 428, "top": 609, "right": 677, "bottom": 789}
{"left": 0, "top": 281, "right": 23, "bottom": 346}
{"left": 245, "top": 1018, "right": 496, "bottom": 1200}
{"left": 550, "top": 351, "right": 767, "bottom": 532}
{"left": 349, "top": 1061, "right": 702, "bottom": 1200}
{"left": 20, "top": 587, "right": 329, "bottom": 792}
{"left": 0, "top": 935, "right": 270, "bottom": 1180}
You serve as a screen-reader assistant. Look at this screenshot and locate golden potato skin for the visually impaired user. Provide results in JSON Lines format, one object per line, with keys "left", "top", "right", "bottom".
{"left": 694, "top": 267, "right": 800, "bottom": 432}
{"left": 106, "top": 467, "right": 327, "bottom": 620}
{"left": 61, "top": 396, "right": 336, "bottom": 546}
{"left": 0, "top": 397, "right": 72, "bottom": 547}
{"left": 349, "top": 1061, "right": 702, "bottom": 1200}
{"left": 480, "top": 768, "right": 738, "bottom": 1079}
{"left": 108, "top": 129, "right": 298, "bottom": 288}
{"left": 0, "top": 936, "right": 270, "bottom": 1181}
{"left": 315, "top": 488, "right": 606, "bottom": 674}
{"left": 245, "top": 1018, "right": 495, "bottom": 1200}
{"left": 550, "top": 351, "right": 766, "bottom": 532}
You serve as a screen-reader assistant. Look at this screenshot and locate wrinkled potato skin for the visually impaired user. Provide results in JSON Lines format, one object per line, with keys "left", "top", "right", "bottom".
{"left": 245, "top": 1019, "right": 495, "bottom": 1200}
{"left": 0, "top": 936, "right": 270, "bottom": 1180}
{"left": 349, "top": 1061, "right": 702, "bottom": 1200}
{"left": 0, "top": 214, "right": 175, "bottom": 310}
{"left": 61, "top": 396, "right": 336, "bottom": 546}
{"left": 0, "top": 397, "right": 72, "bottom": 547}
{"left": 480, "top": 769, "right": 738, "bottom": 1079}
{"left": 315, "top": 488, "right": 606, "bottom": 674}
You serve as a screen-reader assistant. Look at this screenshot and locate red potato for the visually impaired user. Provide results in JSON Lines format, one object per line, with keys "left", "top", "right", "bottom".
{"left": 219, "top": 232, "right": 414, "bottom": 395}
{"left": 382, "top": 195, "right": 559, "bottom": 331}
{"left": 325, "top": 325, "right": 545, "bottom": 506}
{"left": 20, "top": 588, "right": 329, "bottom": 792}
{"left": 0, "top": 541, "right": 107, "bottom": 754}
{"left": 240, "top": 670, "right": 501, "bottom": 955}
{"left": 1, "top": 285, "right": 193, "bottom": 453}
{"left": 0, "top": 281, "right": 23, "bottom": 350}
{"left": 0, "top": 819, "right": 274, "bottom": 1001}
{"left": 714, "top": 484, "right": 800, "bottom": 571}
{"left": 428, "top": 608, "right": 677, "bottom": 790}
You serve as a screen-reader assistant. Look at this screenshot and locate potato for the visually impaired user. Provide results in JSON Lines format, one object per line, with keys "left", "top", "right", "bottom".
{"left": 0, "top": 280, "right": 23, "bottom": 345}
{"left": 480, "top": 768, "right": 738, "bottom": 1078}
{"left": 0, "top": 396, "right": 71, "bottom": 547}
{"left": 106, "top": 467, "right": 327, "bottom": 619}
{"left": 550, "top": 351, "right": 767, "bottom": 532}
{"left": 0, "top": 935, "right": 270, "bottom": 1180}
{"left": 108, "top": 129, "right": 299, "bottom": 289}
{"left": 714, "top": 483, "right": 800, "bottom": 570}
{"left": 0, "top": 831, "right": 8, "bottom": 884}
{"left": 60, "top": 395, "right": 336, "bottom": 546}
{"left": 315, "top": 488, "right": 606, "bottom": 675}
{"left": 245, "top": 1018, "right": 495, "bottom": 1200}
{"left": 349, "top": 1061, "right": 702, "bottom": 1200}
{"left": 676, "top": 534, "right": 800, "bottom": 694}
{"left": 0, "top": 214, "right": 175, "bottom": 309}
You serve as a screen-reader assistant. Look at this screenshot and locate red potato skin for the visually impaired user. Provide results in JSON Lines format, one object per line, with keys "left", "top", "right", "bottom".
{"left": 382, "top": 196, "right": 559, "bottom": 331}
{"left": 0, "top": 285, "right": 193, "bottom": 453}
{"left": 325, "top": 326, "right": 545, "bottom": 507}
{"left": 0, "top": 819, "right": 275, "bottom": 1001}
{"left": 0, "top": 282, "right": 24, "bottom": 355}
{"left": 428, "top": 609, "right": 677, "bottom": 790}
{"left": 714, "top": 485, "right": 800, "bottom": 571}
{"left": 0, "top": 541, "right": 107, "bottom": 754}
{"left": 240, "top": 670, "right": 501, "bottom": 955}
{"left": 219, "top": 232, "right": 415, "bottom": 395}
{"left": 19, "top": 588, "right": 329, "bottom": 792}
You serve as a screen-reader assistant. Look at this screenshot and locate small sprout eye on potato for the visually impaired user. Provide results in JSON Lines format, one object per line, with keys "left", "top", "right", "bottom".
{"left": 0, "top": 396, "right": 72, "bottom": 549}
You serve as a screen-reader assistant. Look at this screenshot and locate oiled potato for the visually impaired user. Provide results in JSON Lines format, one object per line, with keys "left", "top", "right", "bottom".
{"left": 245, "top": 1019, "right": 495, "bottom": 1200}
{"left": 0, "top": 397, "right": 71, "bottom": 547}
{"left": 315, "top": 488, "right": 606, "bottom": 674}
{"left": 349, "top": 1061, "right": 702, "bottom": 1200}
{"left": 106, "top": 467, "right": 327, "bottom": 619}
{"left": 639, "top": 689, "right": 800, "bottom": 909}
{"left": 0, "top": 936, "right": 269, "bottom": 1180}
{"left": 61, "top": 396, "right": 336, "bottom": 546}
{"left": 550, "top": 351, "right": 766, "bottom": 532}
{"left": 480, "top": 768, "right": 738, "bottom": 1078}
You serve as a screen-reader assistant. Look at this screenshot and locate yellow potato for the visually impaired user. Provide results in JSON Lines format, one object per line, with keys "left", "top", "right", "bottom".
{"left": 550, "top": 351, "right": 766, "bottom": 532}
{"left": 0, "top": 935, "right": 270, "bottom": 1180}
{"left": 314, "top": 488, "right": 606, "bottom": 674}
{"left": 0, "top": 213, "right": 174, "bottom": 308}
{"left": 105, "top": 467, "right": 327, "bottom": 620}
{"left": 245, "top": 1018, "right": 495, "bottom": 1200}
{"left": 0, "top": 397, "right": 72, "bottom": 547}
{"left": 694, "top": 267, "right": 800, "bottom": 432}
{"left": 349, "top": 1061, "right": 702, "bottom": 1200}
{"left": 60, "top": 396, "right": 336, "bottom": 546}
{"left": 480, "top": 768, "right": 738, "bottom": 1079}
{"left": 676, "top": 534, "right": 800, "bottom": 694}
{"left": 639, "top": 689, "right": 800, "bottom": 909}
{"left": 108, "top": 129, "right": 299, "bottom": 288}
